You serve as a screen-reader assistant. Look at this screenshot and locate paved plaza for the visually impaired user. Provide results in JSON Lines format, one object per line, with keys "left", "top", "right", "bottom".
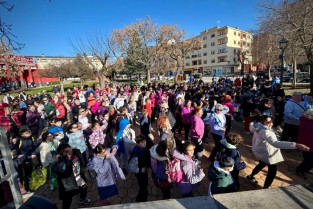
{"left": 31, "top": 119, "right": 312, "bottom": 209}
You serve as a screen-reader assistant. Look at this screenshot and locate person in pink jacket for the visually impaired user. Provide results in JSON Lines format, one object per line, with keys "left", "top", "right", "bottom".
{"left": 181, "top": 100, "right": 194, "bottom": 141}
{"left": 89, "top": 121, "right": 108, "bottom": 149}
{"left": 190, "top": 106, "right": 204, "bottom": 159}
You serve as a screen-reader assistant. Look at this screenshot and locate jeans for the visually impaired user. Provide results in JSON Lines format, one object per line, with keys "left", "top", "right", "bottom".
{"left": 251, "top": 160, "right": 277, "bottom": 188}
{"left": 62, "top": 186, "right": 87, "bottom": 209}
{"left": 208, "top": 133, "right": 223, "bottom": 161}
{"left": 297, "top": 151, "right": 313, "bottom": 173}
{"left": 136, "top": 172, "right": 148, "bottom": 202}
{"left": 121, "top": 143, "right": 133, "bottom": 169}
{"left": 184, "top": 124, "right": 190, "bottom": 141}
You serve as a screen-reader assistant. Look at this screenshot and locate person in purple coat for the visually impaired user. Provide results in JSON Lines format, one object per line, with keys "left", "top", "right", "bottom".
{"left": 26, "top": 105, "right": 41, "bottom": 139}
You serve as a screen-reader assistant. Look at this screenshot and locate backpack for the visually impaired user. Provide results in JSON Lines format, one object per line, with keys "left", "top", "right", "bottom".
{"left": 170, "top": 157, "right": 184, "bottom": 183}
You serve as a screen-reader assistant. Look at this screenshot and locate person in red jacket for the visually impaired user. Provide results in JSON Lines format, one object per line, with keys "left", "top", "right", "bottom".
{"left": 144, "top": 98, "right": 152, "bottom": 118}
{"left": 296, "top": 109, "right": 313, "bottom": 179}
{"left": 0, "top": 99, "right": 9, "bottom": 116}
{"left": 55, "top": 101, "right": 66, "bottom": 122}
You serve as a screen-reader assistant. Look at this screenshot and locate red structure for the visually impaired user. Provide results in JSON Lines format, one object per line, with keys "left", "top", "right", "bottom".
{"left": 0, "top": 54, "right": 59, "bottom": 88}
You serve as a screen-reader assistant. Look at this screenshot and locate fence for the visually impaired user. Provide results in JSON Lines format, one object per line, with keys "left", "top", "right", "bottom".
{"left": 0, "top": 127, "right": 23, "bottom": 208}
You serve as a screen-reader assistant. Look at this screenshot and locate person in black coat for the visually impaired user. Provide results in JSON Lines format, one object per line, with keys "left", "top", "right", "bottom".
{"left": 53, "top": 144, "right": 91, "bottom": 209}
{"left": 216, "top": 133, "right": 246, "bottom": 189}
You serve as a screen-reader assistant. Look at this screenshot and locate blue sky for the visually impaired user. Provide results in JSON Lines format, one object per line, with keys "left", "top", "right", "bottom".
{"left": 3, "top": 0, "right": 259, "bottom": 56}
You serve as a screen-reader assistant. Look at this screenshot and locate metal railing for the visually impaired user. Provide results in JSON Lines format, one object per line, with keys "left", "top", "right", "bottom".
{"left": 0, "top": 127, "right": 23, "bottom": 208}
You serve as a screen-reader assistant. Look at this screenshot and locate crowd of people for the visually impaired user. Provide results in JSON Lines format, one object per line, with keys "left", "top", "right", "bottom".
{"left": 0, "top": 74, "right": 312, "bottom": 208}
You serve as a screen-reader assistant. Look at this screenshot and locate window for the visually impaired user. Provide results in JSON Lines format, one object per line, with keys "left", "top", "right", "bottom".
{"left": 198, "top": 60, "right": 202, "bottom": 65}
{"left": 203, "top": 44, "right": 207, "bottom": 48}
{"left": 247, "top": 43, "right": 250, "bottom": 47}
{"left": 211, "top": 33, "right": 215, "bottom": 38}
{"left": 238, "top": 33, "right": 240, "bottom": 36}
{"left": 218, "top": 57, "right": 226, "bottom": 63}
{"left": 234, "top": 49, "right": 236, "bottom": 54}
{"left": 198, "top": 53, "right": 202, "bottom": 57}
{"left": 203, "top": 60, "right": 207, "bottom": 64}
{"left": 192, "top": 61, "right": 197, "bottom": 65}
{"left": 211, "top": 59, "right": 215, "bottom": 63}
{"left": 218, "top": 47, "right": 228, "bottom": 54}
{"left": 203, "top": 52, "right": 207, "bottom": 56}
{"left": 234, "top": 40, "right": 236, "bottom": 44}
{"left": 243, "top": 41, "right": 246, "bottom": 46}
{"left": 243, "top": 34, "right": 246, "bottom": 38}
{"left": 234, "top": 32, "right": 236, "bottom": 35}
{"left": 211, "top": 50, "right": 215, "bottom": 55}
{"left": 233, "top": 58, "right": 236, "bottom": 62}
{"left": 186, "top": 56, "right": 190, "bottom": 59}
{"left": 211, "top": 42, "right": 215, "bottom": 46}
{"left": 192, "top": 55, "right": 197, "bottom": 58}
{"left": 203, "top": 36, "right": 207, "bottom": 40}
{"left": 186, "top": 63, "right": 190, "bottom": 66}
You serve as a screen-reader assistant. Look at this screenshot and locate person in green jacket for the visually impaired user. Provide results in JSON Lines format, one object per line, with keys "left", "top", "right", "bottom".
{"left": 208, "top": 155, "right": 236, "bottom": 195}
{"left": 43, "top": 97, "right": 56, "bottom": 119}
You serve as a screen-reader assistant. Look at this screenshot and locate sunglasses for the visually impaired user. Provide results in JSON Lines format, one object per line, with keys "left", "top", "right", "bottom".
{"left": 72, "top": 126, "right": 78, "bottom": 129}
{"left": 216, "top": 109, "right": 223, "bottom": 111}
{"left": 43, "top": 100, "right": 47, "bottom": 102}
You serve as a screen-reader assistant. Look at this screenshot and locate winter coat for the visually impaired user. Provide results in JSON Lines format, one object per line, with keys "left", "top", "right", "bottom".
{"left": 67, "top": 130, "right": 87, "bottom": 153}
{"left": 38, "top": 138, "right": 60, "bottom": 167}
{"left": 55, "top": 102, "right": 66, "bottom": 119}
{"left": 202, "top": 106, "right": 214, "bottom": 124}
{"left": 250, "top": 122, "right": 296, "bottom": 165}
{"left": 26, "top": 111, "right": 40, "bottom": 127}
{"left": 144, "top": 103, "right": 152, "bottom": 118}
{"left": 89, "top": 123, "right": 108, "bottom": 149}
{"left": 218, "top": 138, "right": 246, "bottom": 171}
{"left": 53, "top": 156, "right": 82, "bottom": 199}
{"left": 96, "top": 105, "right": 107, "bottom": 119}
{"left": 172, "top": 149, "right": 205, "bottom": 194}
{"left": 140, "top": 115, "right": 151, "bottom": 137}
{"left": 181, "top": 106, "right": 194, "bottom": 125}
{"left": 150, "top": 145, "right": 170, "bottom": 182}
{"left": 91, "top": 101, "right": 101, "bottom": 114}
{"left": 122, "top": 127, "right": 136, "bottom": 152}
{"left": 283, "top": 99, "right": 305, "bottom": 125}
{"left": 297, "top": 116, "right": 313, "bottom": 153}
{"left": 159, "top": 110, "right": 176, "bottom": 129}
{"left": 87, "top": 97, "right": 96, "bottom": 109}
{"left": 209, "top": 113, "right": 226, "bottom": 136}
{"left": 208, "top": 161, "right": 236, "bottom": 195}
{"left": 16, "top": 136, "right": 37, "bottom": 158}
{"left": 128, "top": 145, "right": 150, "bottom": 174}
{"left": 43, "top": 102, "right": 55, "bottom": 115}
{"left": 190, "top": 114, "right": 204, "bottom": 140}
{"left": 87, "top": 153, "right": 125, "bottom": 188}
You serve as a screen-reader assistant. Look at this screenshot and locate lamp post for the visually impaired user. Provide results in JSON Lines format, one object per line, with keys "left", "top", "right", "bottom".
{"left": 279, "top": 38, "right": 289, "bottom": 84}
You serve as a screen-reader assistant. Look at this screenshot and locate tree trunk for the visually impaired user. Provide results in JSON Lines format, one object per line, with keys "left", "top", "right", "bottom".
{"left": 146, "top": 67, "right": 150, "bottom": 84}
{"left": 292, "top": 60, "right": 297, "bottom": 89}
{"left": 59, "top": 78, "right": 64, "bottom": 95}
{"left": 174, "top": 67, "right": 180, "bottom": 82}
{"left": 268, "top": 64, "right": 272, "bottom": 80}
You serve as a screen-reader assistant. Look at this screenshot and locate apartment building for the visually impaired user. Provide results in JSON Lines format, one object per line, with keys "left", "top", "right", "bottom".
{"left": 184, "top": 26, "right": 252, "bottom": 77}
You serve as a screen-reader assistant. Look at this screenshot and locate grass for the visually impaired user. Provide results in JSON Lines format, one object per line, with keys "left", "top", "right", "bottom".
{"left": 1, "top": 81, "right": 99, "bottom": 98}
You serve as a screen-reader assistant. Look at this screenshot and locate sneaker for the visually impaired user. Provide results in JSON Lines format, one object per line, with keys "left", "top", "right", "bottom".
{"left": 79, "top": 198, "right": 91, "bottom": 205}
{"left": 296, "top": 168, "right": 307, "bottom": 180}
{"left": 122, "top": 168, "right": 128, "bottom": 176}
{"left": 246, "top": 175, "right": 258, "bottom": 184}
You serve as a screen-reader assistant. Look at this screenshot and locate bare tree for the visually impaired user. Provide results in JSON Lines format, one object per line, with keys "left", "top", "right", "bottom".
{"left": 45, "top": 61, "right": 74, "bottom": 94}
{"left": 71, "top": 54, "right": 94, "bottom": 85}
{"left": 162, "top": 25, "right": 202, "bottom": 81}
{"left": 70, "top": 31, "right": 124, "bottom": 88}
{"left": 258, "top": 0, "right": 313, "bottom": 92}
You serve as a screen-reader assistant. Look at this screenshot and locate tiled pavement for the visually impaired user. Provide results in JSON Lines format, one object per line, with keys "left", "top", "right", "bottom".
{"left": 32, "top": 119, "right": 313, "bottom": 208}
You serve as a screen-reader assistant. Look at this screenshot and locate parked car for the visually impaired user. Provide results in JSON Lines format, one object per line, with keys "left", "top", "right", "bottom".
{"left": 283, "top": 72, "right": 310, "bottom": 83}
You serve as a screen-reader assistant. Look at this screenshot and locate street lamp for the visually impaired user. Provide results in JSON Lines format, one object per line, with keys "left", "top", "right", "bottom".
{"left": 279, "top": 37, "right": 289, "bottom": 84}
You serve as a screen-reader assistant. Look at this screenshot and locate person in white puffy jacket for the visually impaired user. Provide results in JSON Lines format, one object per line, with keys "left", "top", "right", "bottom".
{"left": 246, "top": 115, "right": 309, "bottom": 189}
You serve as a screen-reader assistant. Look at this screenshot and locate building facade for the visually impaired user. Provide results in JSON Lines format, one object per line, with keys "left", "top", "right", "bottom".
{"left": 184, "top": 26, "right": 253, "bottom": 77}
